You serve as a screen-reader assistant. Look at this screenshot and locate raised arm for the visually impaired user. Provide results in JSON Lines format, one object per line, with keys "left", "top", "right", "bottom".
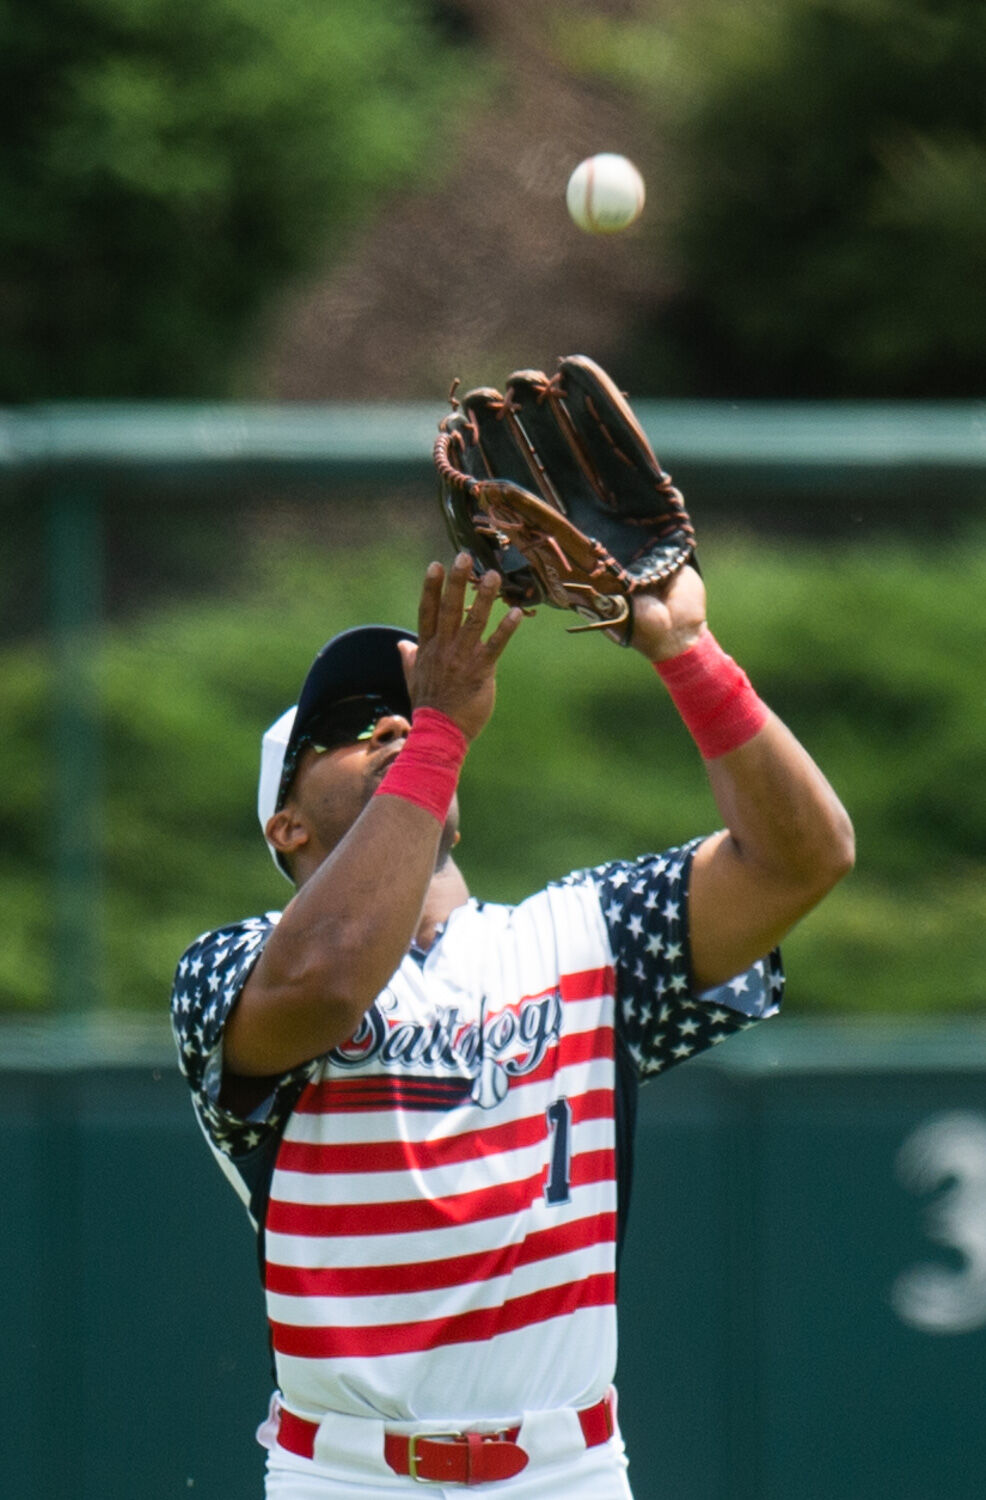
{"left": 627, "top": 566, "right": 855, "bottom": 992}
{"left": 223, "top": 555, "right": 522, "bottom": 1079}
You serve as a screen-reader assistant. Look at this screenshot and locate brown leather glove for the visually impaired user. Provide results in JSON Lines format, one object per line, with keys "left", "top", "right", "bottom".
{"left": 434, "top": 355, "right": 696, "bottom": 644}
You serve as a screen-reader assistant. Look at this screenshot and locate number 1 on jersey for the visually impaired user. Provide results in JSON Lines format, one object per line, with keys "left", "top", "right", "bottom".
{"left": 545, "top": 1097, "right": 572, "bottom": 1205}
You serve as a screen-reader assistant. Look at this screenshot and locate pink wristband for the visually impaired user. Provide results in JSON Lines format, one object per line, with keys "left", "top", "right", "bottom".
{"left": 654, "top": 629, "right": 769, "bottom": 759}
{"left": 373, "top": 707, "right": 468, "bottom": 824}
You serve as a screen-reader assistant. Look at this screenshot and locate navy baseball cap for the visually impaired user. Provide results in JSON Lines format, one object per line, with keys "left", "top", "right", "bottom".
{"left": 258, "top": 625, "right": 416, "bottom": 876}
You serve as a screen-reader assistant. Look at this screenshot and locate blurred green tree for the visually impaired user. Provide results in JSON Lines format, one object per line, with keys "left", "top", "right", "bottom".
{"left": 0, "top": 0, "right": 481, "bottom": 399}
{"left": 562, "top": 0, "right": 986, "bottom": 397}
{"left": 3, "top": 525, "right": 984, "bottom": 1016}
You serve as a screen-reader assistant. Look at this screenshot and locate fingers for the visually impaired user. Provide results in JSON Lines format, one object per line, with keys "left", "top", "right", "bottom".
{"left": 422, "top": 553, "right": 503, "bottom": 639}
{"left": 396, "top": 639, "right": 418, "bottom": 690}
{"left": 435, "top": 552, "right": 474, "bottom": 642}
{"left": 417, "top": 562, "right": 445, "bottom": 642}
{"left": 484, "top": 605, "right": 524, "bottom": 660}
{"left": 419, "top": 552, "right": 521, "bottom": 657}
{"left": 460, "top": 567, "right": 502, "bottom": 637}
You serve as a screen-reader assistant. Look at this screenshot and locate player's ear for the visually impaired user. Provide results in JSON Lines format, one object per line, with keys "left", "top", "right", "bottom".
{"left": 265, "top": 807, "right": 310, "bottom": 861}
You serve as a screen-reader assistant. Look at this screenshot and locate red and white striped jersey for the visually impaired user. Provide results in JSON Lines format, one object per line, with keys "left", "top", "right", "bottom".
{"left": 171, "top": 844, "right": 782, "bottom": 1426}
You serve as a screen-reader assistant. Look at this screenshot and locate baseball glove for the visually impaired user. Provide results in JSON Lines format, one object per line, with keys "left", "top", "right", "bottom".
{"left": 434, "top": 354, "right": 696, "bottom": 644}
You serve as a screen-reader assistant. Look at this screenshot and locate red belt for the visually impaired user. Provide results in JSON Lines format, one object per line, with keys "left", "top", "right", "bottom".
{"left": 277, "top": 1391, "right": 615, "bottom": 1485}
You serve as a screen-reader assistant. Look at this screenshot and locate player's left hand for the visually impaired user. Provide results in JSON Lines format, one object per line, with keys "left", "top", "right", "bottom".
{"left": 623, "top": 562, "right": 707, "bottom": 662}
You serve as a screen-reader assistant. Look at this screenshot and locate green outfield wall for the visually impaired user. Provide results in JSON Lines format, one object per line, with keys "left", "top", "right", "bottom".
{"left": 5, "top": 1018, "right": 986, "bottom": 1500}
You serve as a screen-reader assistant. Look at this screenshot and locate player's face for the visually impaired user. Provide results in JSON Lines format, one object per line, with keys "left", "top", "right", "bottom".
{"left": 287, "top": 708, "right": 460, "bottom": 868}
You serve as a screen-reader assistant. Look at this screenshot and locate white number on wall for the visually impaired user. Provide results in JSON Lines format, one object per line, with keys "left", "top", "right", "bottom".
{"left": 891, "top": 1110, "right": 986, "bottom": 1336}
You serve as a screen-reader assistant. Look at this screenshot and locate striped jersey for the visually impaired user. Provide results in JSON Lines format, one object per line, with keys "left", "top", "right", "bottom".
{"left": 171, "top": 841, "right": 782, "bottom": 1427}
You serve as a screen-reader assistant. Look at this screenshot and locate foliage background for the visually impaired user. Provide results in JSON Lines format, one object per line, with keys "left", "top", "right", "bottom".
{"left": 2, "top": 0, "right": 984, "bottom": 1018}
{"left": 0, "top": 0, "right": 481, "bottom": 400}
{"left": 2, "top": 509, "right": 983, "bottom": 1017}
{"left": 565, "top": 0, "right": 986, "bottom": 397}
{"left": 5, "top": 0, "right": 986, "bottom": 401}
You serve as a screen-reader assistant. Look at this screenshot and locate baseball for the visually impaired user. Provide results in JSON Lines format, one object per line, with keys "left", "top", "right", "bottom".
{"left": 566, "top": 154, "right": 645, "bottom": 233}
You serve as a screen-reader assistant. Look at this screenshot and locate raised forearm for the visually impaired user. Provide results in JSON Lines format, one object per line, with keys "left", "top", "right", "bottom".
{"left": 238, "top": 792, "right": 446, "bottom": 1068}
{"left": 685, "top": 703, "right": 854, "bottom": 991}
{"left": 227, "top": 702, "right": 472, "bottom": 1076}
{"left": 224, "top": 556, "right": 522, "bottom": 1078}
{"left": 705, "top": 714, "right": 855, "bottom": 893}
{"left": 630, "top": 573, "right": 853, "bottom": 990}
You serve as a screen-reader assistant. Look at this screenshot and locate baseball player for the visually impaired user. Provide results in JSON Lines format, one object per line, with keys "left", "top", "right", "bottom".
{"left": 171, "top": 546, "right": 854, "bottom": 1498}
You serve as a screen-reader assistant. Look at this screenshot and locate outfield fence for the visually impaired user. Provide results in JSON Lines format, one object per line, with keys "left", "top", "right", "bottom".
{"left": 4, "top": 1017, "right": 986, "bottom": 1499}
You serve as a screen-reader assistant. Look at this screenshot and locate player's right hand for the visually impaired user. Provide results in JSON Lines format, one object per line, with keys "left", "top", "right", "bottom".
{"left": 626, "top": 561, "right": 707, "bottom": 662}
{"left": 398, "top": 553, "right": 523, "bottom": 742}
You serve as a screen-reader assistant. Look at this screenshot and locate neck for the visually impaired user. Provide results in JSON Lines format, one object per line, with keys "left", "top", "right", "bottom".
{"left": 415, "top": 857, "right": 470, "bottom": 949}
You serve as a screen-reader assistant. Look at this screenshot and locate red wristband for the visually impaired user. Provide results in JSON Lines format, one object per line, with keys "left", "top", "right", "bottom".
{"left": 654, "top": 629, "right": 769, "bottom": 759}
{"left": 373, "top": 707, "right": 468, "bottom": 824}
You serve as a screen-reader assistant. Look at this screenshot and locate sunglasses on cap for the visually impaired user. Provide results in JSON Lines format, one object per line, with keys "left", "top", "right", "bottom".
{"left": 275, "top": 695, "right": 405, "bottom": 811}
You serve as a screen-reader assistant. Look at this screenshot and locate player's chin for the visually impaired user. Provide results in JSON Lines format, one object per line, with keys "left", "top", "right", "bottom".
{"left": 367, "top": 756, "right": 398, "bottom": 794}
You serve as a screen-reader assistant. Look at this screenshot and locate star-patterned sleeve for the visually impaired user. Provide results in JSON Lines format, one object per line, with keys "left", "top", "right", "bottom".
{"left": 567, "top": 838, "right": 784, "bottom": 1080}
{"left": 170, "top": 914, "right": 319, "bottom": 1157}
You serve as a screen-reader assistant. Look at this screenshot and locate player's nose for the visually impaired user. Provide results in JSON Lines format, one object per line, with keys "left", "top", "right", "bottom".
{"left": 370, "top": 712, "right": 411, "bottom": 745}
